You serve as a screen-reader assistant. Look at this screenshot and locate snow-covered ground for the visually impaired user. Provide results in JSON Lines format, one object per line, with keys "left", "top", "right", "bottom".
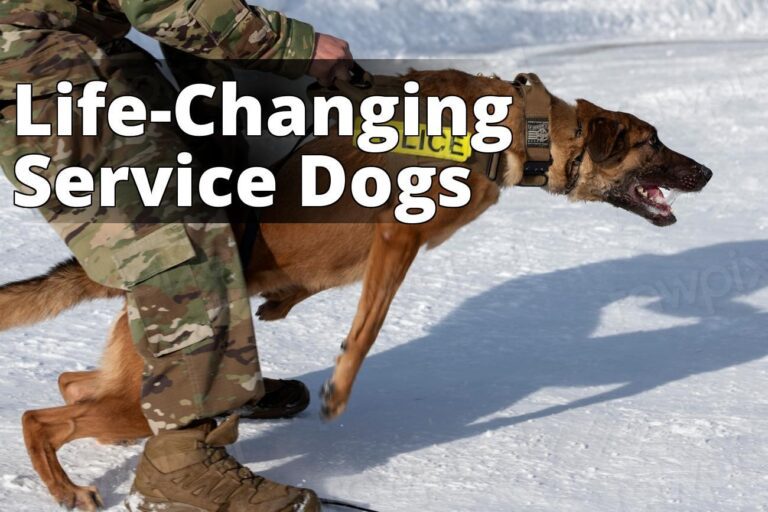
{"left": 2, "top": 2, "right": 768, "bottom": 511}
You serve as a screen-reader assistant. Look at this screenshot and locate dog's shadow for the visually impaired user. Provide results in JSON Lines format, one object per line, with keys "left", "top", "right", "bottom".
{"left": 233, "top": 239, "right": 768, "bottom": 495}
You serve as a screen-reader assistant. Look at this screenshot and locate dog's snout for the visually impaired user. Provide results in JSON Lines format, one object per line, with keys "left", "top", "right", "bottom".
{"left": 698, "top": 165, "right": 713, "bottom": 184}
{"left": 672, "top": 163, "right": 713, "bottom": 192}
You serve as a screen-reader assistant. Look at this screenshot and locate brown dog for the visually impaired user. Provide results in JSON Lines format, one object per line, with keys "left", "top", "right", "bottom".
{"left": 0, "top": 70, "right": 712, "bottom": 510}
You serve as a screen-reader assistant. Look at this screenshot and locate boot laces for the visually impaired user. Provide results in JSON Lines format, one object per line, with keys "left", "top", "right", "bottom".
{"left": 204, "top": 445, "right": 262, "bottom": 486}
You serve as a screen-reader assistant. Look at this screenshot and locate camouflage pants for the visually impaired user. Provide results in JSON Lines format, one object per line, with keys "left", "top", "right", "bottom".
{"left": 0, "top": 39, "right": 264, "bottom": 433}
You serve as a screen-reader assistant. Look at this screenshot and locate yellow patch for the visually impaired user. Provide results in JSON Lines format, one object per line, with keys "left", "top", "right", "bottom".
{"left": 354, "top": 120, "right": 473, "bottom": 163}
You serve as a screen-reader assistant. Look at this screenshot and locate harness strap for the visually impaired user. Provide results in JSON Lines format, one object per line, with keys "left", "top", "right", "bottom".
{"left": 513, "top": 73, "right": 553, "bottom": 188}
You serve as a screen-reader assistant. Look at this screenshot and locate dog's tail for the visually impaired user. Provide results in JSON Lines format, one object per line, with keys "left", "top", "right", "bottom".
{"left": 0, "top": 258, "right": 124, "bottom": 331}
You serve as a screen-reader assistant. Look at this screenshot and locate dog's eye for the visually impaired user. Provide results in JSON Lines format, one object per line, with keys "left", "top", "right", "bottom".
{"left": 648, "top": 133, "right": 661, "bottom": 149}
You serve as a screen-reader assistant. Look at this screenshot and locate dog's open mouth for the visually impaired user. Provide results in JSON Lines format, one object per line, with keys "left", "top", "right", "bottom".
{"left": 630, "top": 184, "right": 678, "bottom": 226}
{"left": 606, "top": 164, "right": 712, "bottom": 227}
{"left": 608, "top": 180, "right": 685, "bottom": 227}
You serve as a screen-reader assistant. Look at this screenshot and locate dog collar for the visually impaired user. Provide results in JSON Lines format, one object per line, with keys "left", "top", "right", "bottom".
{"left": 509, "top": 73, "right": 587, "bottom": 195}
{"left": 510, "top": 73, "right": 553, "bottom": 188}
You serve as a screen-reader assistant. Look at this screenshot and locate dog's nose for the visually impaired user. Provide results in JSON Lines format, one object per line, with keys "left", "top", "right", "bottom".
{"left": 699, "top": 165, "right": 713, "bottom": 183}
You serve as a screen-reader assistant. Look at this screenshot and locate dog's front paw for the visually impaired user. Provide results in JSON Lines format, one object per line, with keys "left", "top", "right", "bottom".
{"left": 53, "top": 484, "right": 104, "bottom": 511}
{"left": 319, "top": 379, "right": 348, "bottom": 421}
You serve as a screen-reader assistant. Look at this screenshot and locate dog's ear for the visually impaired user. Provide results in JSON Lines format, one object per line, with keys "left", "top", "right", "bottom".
{"left": 587, "top": 117, "right": 628, "bottom": 164}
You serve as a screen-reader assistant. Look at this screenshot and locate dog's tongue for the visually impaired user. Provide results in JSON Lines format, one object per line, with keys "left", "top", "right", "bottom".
{"left": 647, "top": 186, "right": 665, "bottom": 203}
{"left": 643, "top": 185, "right": 674, "bottom": 214}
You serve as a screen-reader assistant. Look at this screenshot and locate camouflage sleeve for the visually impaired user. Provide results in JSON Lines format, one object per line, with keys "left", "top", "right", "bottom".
{"left": 118, "top": 0, "right": 315, "bottom": 78}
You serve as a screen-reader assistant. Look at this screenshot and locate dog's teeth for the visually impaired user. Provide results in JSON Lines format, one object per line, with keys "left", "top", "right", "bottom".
{"left": 637, "top": 187, "right": 648, "bottom": 198}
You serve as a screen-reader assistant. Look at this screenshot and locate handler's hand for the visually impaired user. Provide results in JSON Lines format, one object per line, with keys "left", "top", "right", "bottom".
{"left": 308, "top": 33, "right": 354, "bottom": 86}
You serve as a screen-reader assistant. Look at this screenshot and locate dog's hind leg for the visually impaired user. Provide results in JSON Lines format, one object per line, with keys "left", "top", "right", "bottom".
{"left": 320, "top": 224, "right": 420, "bottom": 420}
{"left": 22, "top": 397, "right": 150, "bottom": 511}
{"left": 58, "top": 371, "right": 100, "bottom": 405}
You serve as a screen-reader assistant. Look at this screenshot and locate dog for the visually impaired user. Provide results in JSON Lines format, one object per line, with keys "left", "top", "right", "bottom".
{"left": 0, "top": 69, "right": 712, "bottom": 510}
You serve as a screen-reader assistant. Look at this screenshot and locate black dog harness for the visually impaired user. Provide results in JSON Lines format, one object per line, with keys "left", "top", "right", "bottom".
{"left": 238, "top": 66, "right": 566, "bottom": 270}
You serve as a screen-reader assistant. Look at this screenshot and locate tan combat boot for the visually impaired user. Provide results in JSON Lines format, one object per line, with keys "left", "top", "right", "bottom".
{"left": 126, "top": 415, "right": 320, "bottom": 511}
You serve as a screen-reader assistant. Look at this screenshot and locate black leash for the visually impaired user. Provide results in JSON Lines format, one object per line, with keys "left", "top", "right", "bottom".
{"left": 237, "top": 209, "right": 261, "bottom": 271}
{"left": 236, "top": 124, "right": 314, "bottom": 272}
{"left": 238, "top": 62, "right": 372, "bottom": 272}
{"left": 320, "top": 497, "right": 380, "bottom": 512}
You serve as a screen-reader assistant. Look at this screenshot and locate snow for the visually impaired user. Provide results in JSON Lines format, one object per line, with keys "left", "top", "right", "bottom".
{"left": 270, "top": 0, "right": 768, "bottom": 57}
{"left": 3, "top": 2, "right": 768, "bottom": 511}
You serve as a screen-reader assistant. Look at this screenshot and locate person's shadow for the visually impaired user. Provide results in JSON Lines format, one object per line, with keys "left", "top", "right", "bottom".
{"left": 233, "top": 239, "right": 768, "bottom": 496}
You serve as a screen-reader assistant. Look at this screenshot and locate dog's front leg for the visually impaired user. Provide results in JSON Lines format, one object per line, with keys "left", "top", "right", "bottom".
{"left": 321, "top": 224, "right": 420, "bottom": 420}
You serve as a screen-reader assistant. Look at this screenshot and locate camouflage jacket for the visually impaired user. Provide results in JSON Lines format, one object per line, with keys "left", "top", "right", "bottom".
{"left": 0, "top": 0, "right": 315, "bottom": 99}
